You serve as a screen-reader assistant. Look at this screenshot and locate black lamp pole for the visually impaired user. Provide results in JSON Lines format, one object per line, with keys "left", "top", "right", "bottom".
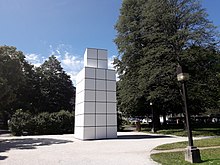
{"left": 182, "top": 81, "right": 194, "bottom": 146}
{"left": 177, "top": 65, "right": 201, "bottom": 163}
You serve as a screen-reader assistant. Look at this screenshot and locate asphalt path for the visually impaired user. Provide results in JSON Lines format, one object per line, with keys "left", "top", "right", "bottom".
{"left": 0, "top": 132, "right": 188, "bottom": 165}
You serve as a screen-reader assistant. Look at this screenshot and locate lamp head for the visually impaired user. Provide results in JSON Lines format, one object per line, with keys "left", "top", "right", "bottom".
{"left": 177, "top": 65, "right": 189, "bottom": 82}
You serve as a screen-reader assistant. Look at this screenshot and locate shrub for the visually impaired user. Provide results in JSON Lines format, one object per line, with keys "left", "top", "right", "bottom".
{"left": 9, "top": 109, "right": 74, "bottom": 136}
{"left": 9, "top": 109, "right": 33, "bottom": 136}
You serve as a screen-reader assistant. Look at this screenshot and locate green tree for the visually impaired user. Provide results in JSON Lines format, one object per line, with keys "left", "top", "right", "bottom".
{"left": 114, "top": 0, "right": 219, "bottom": 126}
{"left": 0, "top": 46, "right": 25, "bottom": 127}
{"left": 37, "top": 55, "right": 75, "bottom": 113}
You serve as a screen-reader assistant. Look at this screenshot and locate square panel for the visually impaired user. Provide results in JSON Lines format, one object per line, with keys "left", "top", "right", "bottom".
{"left": 75, "top": 114, "right": 84, "bottom": 127}
{"left": 96, "top": 114, "right": 107, "bottom": 126}
{"left": 86, "top": 59, "right": 97, "bottom": 68}
{"left": 107, "top": 91, "right": 116, "bottom": 102}
{"left": 84, "top": 127, "right": 96, "bottom": 139}
{"left": 96, "top": 102, "right": 106, "bottom": 113}
{"left": 107, "top": 103, "right": 116, "bottom": 114}
{"left": 98, "top": 60, "right": 107, "bottom": 69}
{"left": 85, "top": 48, "right": 97, "bottom": 59}
{"left": 84, "top": 114, "right": 95, "bottom": 126}
{"left": 96, "top": 127, "right": 107, "bottom": 139}
{"left": 74, "top": 126, "right": 84, "bottom": 139}
{"left": 107, "top": 126, "right": 117, "bottom": 138}
{"left": 75, "top": 90, "right": 84, "bottom": 104}
{"left": 96, "top": 68, "right": 106, "bottom": 80}
{"left": 85, "top": 79, "right": 95, "bottom": 90}
{"left": 96, "top": 79, "right": 106, "bottom": 90}
{"left": 84, "top": 102, "right": 95, "bottom": 113}
{"left": 98, "top": 49, "right": 107, "bottom": 60}
{"left": 106, "top": 70, "right": 116, "bottom": 80}
{"left": 96, "top": 91, "right": 106, "bottom": 102}
{"left": 85, "top": 67, "right": 96, "bottom": 78}
{"left": 107, "top": 114, "right": 117, "bottom": 126}
{"left": 75, "top": 102, "right": 84, "bottom": 115}
{"left": 107, "top": 81, "right": 116, "bottom": 91}
{"left": 76, "top": 80, "right": 84, "bottom": 94}
{"left": 85, "top": 90, "right": 95, "bottom": 102}
{"left": 76, "top": 68, "right": 84, "bottom": 84}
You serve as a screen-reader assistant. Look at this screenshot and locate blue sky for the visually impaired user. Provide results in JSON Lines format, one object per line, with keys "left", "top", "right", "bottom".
{"left": 0, "top": 0, "right": 220, "bottom": 85}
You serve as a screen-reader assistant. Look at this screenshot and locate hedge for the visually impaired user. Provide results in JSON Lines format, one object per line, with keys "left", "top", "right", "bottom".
{"left": 9, "top": 109, "right": 74, "bottom": 136}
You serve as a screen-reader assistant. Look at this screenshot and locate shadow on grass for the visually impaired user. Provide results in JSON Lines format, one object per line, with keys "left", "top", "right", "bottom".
{"left": 117, "top": 134, "right": 173, "bottom": 139}
{"left": 0, "top": 138, "right": 73, "bottom": 153}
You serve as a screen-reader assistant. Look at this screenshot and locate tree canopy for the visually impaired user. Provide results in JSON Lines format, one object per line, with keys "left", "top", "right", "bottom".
{"left": 0, "top": 46, "right": 76, "bottom": 127}
{"left": 114, "top": 0, "right": 220, "bottom": 118}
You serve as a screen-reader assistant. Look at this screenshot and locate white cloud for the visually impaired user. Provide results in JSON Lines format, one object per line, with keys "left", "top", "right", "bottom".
{"left": 108, "top": 56, "right": 116, "bottom": 70}
{"left": 25, "top": 53, "right": 42, "bottom": 67}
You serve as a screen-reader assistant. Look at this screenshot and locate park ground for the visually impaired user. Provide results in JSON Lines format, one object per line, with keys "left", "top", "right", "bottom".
{"left": 0, "top": 131, "right": 191, "bottom": 165}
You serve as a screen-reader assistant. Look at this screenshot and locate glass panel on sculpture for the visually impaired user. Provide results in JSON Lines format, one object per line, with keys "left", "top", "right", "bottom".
{"left": 107, "top": 114, "right": 117, "bottom": 126}
{"left": 75, "top": 90, "right": 84, "bottom": 104}
{"left": 107, "top": 70, "right": 116, "bottom": 80}
{"left": 85, "top": 67, "right": 95, "bottom": 78}
{"left": 76, "top": 68, "right": 84, "bottom": 84}
{"left": 86, "top": 48, "right": 97, "bottom": 59}
{"left": 75, "top": 102, "right": 84, "bottom": 115}
{"left": 96, "top": 79, "right": 106, "bottom": 90}
{"left": 107, "top": 91, "right": 116, "bottom": 102}
{"left": 96, "top": 114, "right": 107, "bottom": 126}
{"left": 85, "top": 78, "right": 95, "bottom": 90}
{"left": 84, "top": 102, "right": 95, "bottom": 113}
{"left": 84, "top": 114, "right": 95, "bottom": 126}
{"left": 96, "top": 91, "right": 106, "bottom": 102}
{"left": 86, "top": 59, "right": 97, "bottom": 68}
{"left": 98, "top": 49, "right": 107, "bottom": 60}
{"left": 85, "top": 90, "right": 95, "bottom": 101}
{"left": 75, "top": 114, "right": 84, "bottom": 127}
{"left": 96, "top": 68, "right": 106, "bottom": 79}
{"left": 96, "top": 102, "right": 107, "bottom": 113}
{"left": 96, "top": 127, "right": 107, "bottom": 139}
{"left": 107, "top": 103, "right": 116, "bottom": 114}
{"left": 107, "top": 81, "right": 116, "bottom": 91}
{"left": 75, "top": 127, "right": 83, "bottom": 139}
{"left": 107, "top": 126, "right": 117, "bottom": 138}
{"left": 84, "top": 127, "right": 96, "bottom": 139}
{"left": 98, "top": 60, "right": 107, "bottom": 69}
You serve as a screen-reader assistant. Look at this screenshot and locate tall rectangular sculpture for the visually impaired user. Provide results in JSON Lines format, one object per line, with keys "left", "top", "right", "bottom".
{"left": 74, "top": 48, "right": 117, "bottom": 140}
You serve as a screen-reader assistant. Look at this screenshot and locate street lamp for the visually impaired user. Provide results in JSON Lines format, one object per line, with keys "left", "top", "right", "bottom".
{"left": 177, "top": 65, "right": 201, "bottom": 163}
{"left": 150, "top": 102, "right": 156, "bottom": 132}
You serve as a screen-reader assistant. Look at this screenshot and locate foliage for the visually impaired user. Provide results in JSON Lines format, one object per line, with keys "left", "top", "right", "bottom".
{"left": 114, "top": 0, "right": 220, "bottom": 120}
{"left": 0, "top": 46, "right": 25, "bottom": 125}
{"left": 37, "top": 55, "right": 75, "bottom": 113}
{"left": 151, "top": 148, "right": 220, "bottom": 165}
{"left": 9, "top": 109, "right": 74, "bottom": 136}
{"left": 8, "top": 109, "right": 33, "bottom": 136}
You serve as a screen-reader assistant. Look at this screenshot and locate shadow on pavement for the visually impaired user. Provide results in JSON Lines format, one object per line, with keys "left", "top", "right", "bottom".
{"left": 0, "top": 138, "right": 73, "bottom": 153}
{"left": 117, "top": 134, "right": 173, "bottom": 139}
{"left": 0, "top": 156, "right": 7, "bottom": 160}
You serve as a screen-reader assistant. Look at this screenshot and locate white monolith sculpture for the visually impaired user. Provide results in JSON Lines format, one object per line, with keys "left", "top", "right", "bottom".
{"left": 74, "top": 48, "right": 117, "bottom": 140}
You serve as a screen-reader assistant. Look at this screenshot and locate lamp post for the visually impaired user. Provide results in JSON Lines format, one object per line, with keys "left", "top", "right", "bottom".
{"left": 177, "top": 65, "right": 201, "bottom": 163}
{"left": 150, "top": 102, "right": 156, "bottom": 132}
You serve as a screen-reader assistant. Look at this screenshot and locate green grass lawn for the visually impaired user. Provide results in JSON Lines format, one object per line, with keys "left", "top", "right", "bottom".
{"left": 142, "top": 127, "right": 220, "bottom": 137}
{"left": 154, "top": 137, "right": 220, "bottom": 150}
{"left": 151, "top": 148, "right": 220, "bottom": 165}
{"left": 151, "top": 137, "right": 220, "bottom": 165}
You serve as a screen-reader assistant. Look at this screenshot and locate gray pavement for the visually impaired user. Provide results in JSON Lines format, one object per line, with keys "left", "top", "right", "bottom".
{"left": 0, "top": 132, "right": 188, "bottom": 165}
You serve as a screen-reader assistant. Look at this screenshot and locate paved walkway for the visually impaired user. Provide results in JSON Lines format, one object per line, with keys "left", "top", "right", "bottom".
{"left": 0, "top": 132, "right": 188, "bottom": 165}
